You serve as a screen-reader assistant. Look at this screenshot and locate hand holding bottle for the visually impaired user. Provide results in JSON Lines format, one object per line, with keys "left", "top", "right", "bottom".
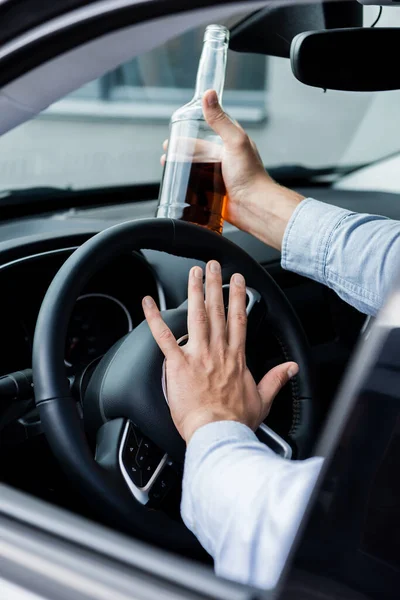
{"left": 156, "top": 25, "right": 230, "bottom": 234}
{"left": 202, "top": 90, "right": 305, "bottom": 250}
{"left": 161, "top": 90, "right": 304, "bottom": 249}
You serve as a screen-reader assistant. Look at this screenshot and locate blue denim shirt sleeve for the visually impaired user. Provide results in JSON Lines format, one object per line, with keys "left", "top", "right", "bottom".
{"left": 181, "top": 421, "right": 323, "bottom": 589}
{"left": 281, "top": 198, "right": 400, "bottom": 316}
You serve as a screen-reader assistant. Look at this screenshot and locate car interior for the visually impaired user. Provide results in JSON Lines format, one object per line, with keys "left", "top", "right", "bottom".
{"left": 0, "top": 0, "right": 399, "bottom": 598}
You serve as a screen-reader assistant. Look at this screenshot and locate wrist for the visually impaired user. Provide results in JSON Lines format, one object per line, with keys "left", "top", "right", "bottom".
{"left": 228, "top": 177, "right": 304, "bottom": 251}
{"left": 180, "top": 410, "right": 244, "bottom": 444}
{"left": 264, "top": 182, "right": 305, "bottom": 250}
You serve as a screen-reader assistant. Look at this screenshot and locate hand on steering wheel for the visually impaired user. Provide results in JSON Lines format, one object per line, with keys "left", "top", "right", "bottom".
{"left": 144, "top": 260, "right": 298, "bottom": 443}
{"left": 33, "top": 219, "right": 315, "bottom": 551}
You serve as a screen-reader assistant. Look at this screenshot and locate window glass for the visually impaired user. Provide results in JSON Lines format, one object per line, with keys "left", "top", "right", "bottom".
{"left": 1, "top": 10, "right": 400, "bottom": 192}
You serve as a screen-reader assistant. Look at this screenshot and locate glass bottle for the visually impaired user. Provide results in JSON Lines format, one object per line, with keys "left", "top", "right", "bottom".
{"left": 156, "top": 24, "right": 230, "bottom": 235}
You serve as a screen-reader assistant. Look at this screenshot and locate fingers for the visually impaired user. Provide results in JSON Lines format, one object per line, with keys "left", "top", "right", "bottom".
{"left": 161, "top": 140, "right": 168, "bottom": 165}
{"left": 202, "top": 90, "right": 247, "bottom": 147}
{"left": 205, "top": 261, "right": 226, "bottom": 344}
{"left": 161, "top": 136, "right": 221, "bottom": 164}
{"left": 257, "top": 362, "right": 299, "bottom": 419}
{"left": 187, "top": 266, "right": 209, "bottom": 348}
{"left": 227, "top": 273, "right": 247, "bottom": 351}
{"left": 142, "top": 296, "right": 182, "bottom": 359}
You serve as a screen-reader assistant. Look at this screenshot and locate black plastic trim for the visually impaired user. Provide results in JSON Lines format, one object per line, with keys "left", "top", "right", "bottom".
{"left": 0, "top": 0, "right": 95, "bottom": 46}
{"left": 0, "top": 0, "right": 249, "bottom": 88}
{"left": 0, "top": 184, "right": 160, "bottom": 222}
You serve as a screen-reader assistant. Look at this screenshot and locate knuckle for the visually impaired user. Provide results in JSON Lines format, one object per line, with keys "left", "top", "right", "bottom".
{"left": 215, "top": 344, "right": 227, "bottom": 361}
{"left": 234, "top": 310, "right": 247, "bottom": 326}
{"left": 233, "top": 132, "right": 250, "bottom": 151}
{"left": 195, "top": 309, "right": 208, "bottom": 324}
{"left": 210, "top": 109, "right": 226, "bottom": 124}
{"left": 159, "top": 328, "right": 173, "bottom": 342}
{"left": 213, "top": 303, "right": 226, "bottom": 319}
{"left": 235, "top": 350, "right": 246, "bottom": 369}
{"left": 200, "top": 349, "right": 212, "bottom": 365}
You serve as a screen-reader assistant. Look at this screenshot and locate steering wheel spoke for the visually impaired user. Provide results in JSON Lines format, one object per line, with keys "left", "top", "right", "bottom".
{"left": 257, "top": 423, "right": 292, "bottom": 459}
{"left": 33, "top": 218, "right": 314, "bottom": 548}
{"left": 69, "top": 356, "right": 103, "bottom": 405}
{"left": 221, "top": 283, "right": 262, "bottom": 318}
{"left": 119, "top": 421, "right": 178, "bottom": 506}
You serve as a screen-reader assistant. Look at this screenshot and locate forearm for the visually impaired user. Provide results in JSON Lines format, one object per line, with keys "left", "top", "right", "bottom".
{"left": 282, "top": 198, "right": 400, "bottom": 316}
{"left": 233, "top": 179, "right": 400, "bottom": 315}
{"left": 227, "top": 181, "right": 304, "bottom": 251}
{"left": 181, "top": 421, "right": 323, "bottom": 589}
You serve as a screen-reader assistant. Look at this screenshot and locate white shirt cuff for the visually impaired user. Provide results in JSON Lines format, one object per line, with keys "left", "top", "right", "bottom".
{"left": 181, "top": 421, "right": 275, "bottom": 536}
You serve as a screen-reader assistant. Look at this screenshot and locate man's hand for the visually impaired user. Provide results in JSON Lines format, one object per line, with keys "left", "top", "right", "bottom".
{"left": 161, "top": 90, "right": 304, "bottom": 251}
{"left": 142, "top": 261, "right": 298, "bottom": 444}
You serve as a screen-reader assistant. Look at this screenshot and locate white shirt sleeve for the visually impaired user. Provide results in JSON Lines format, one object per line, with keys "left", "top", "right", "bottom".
{"left": 181, "top": 421, "right": 323, "bottom": 590}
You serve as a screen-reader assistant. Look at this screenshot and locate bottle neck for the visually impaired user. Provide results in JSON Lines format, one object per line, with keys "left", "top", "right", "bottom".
{"left": 193, "top": 38, "right": 228, "bottom": 103}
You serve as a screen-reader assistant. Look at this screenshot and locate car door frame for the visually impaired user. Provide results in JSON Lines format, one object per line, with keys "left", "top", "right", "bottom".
{"left": 0, "top": 1, "right": 375, "bottom": 599}
{"left": 0, "top": 482, "right": 259, "bottom": 600}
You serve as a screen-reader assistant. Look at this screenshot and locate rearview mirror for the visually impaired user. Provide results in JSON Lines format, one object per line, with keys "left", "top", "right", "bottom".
{"left": 291, "top": 28, "right": 400, "bottom": 91}
{"left": 230, "top": 2, "right": 362, "bottom": 58}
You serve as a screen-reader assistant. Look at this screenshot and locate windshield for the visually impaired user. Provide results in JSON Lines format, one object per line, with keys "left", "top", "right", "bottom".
{"left": 0, "top": 6, "right": 399, "bottom": 192}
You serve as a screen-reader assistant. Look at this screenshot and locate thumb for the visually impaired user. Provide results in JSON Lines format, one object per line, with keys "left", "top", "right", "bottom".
{"left": 257, "top": 362, "right": 299, "bottom": 418}
{"left": 203, "top": 89, "right": 245, "bottom": 146}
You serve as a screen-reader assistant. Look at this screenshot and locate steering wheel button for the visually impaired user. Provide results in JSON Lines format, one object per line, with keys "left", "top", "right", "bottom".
{"left": 139, "top": 436, "right": 164, "bottom": 461}
{"left": 126, "top": 443, "right": 137, "bottom": 457}
{"left": 140, "top": 443, "right": 150, "bottom": 458}
{"left": 128, "top": 465, "right": 143, "bottom": 488}
{"left": 135, "top": 435, "right": 164, "bottom": 468}
{"left": 33, "top": 220, "right": 315, "bottom": 537}
{"left": 149, "top": 466, "right": 177, "bottom": 505}
{"left": 135, "top": 446, "right": 147, "bottom": 467}
{"left": 141, "top": 456, "right": 163, "bottom": 486}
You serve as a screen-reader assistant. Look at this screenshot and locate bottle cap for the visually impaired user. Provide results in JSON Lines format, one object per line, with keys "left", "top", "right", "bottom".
{"left": 204, "top": 24, "right": 230, "bottom": 44}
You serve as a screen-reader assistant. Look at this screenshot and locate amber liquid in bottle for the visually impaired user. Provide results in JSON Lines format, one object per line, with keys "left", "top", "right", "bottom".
{"left": 159, "top": 160, "right": 227, "bottom": 234}
{"left": 156, "top": 25, "right": 230, "bottom": 234}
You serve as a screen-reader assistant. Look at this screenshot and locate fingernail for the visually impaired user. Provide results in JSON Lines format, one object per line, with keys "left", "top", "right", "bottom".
{"left": 288, "top": 364, "right": 299, "bottom": 379}
{"left": 209, "top": 261, "right": 220, "bottom": 274}
{"left": 143, "top": 297, "right": 154, "bottom": 308}
{"left": 206, "top": 90, "right": 218, "bottom": 107}
{"left": 233, "top": 273, "right": 245, "bottom": 287}
{"left": 192, "top": 266, "right": 203, "bottom": 279}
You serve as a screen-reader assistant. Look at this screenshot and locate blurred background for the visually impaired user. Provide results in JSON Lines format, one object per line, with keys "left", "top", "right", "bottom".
{"left": 0, "top": 5, "right": 399, "bottom": 190}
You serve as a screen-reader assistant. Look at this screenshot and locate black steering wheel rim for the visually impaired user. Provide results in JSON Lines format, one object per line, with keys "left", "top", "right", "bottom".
{"left": 33, "top": 218, "right": 315, "bottom": 551}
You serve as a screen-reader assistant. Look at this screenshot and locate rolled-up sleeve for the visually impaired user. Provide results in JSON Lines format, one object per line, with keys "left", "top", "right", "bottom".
{"left": 281, "top": 198, "right": 400, "bottom": 316}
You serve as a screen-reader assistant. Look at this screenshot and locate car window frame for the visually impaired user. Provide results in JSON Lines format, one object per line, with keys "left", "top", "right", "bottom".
{"left": 0, "top": 483, "right": 259, "bottom": 600}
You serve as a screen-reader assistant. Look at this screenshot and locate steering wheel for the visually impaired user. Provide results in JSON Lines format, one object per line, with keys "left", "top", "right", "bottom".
{"left": 33, "top": 219, "right": 315, "bottom": 554}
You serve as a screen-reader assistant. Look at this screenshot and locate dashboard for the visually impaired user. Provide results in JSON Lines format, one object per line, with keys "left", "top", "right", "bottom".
{"left": 0, "top": 184, "right": 397, "bottom": 599}
{"left": 0, "top": 248, "right": 163, "bottom": 377}
{"left": 0, "top": 183, "right": 392, "bottom": 521}
{"left": 0, "top": 184, "right": 391, "bottom": 423}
